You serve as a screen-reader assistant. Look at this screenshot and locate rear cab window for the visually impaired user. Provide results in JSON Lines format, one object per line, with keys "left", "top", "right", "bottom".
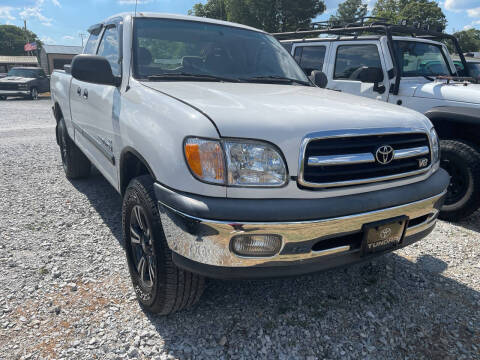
{"left": 334, "top": 44, "right": 382, "bottom": 80}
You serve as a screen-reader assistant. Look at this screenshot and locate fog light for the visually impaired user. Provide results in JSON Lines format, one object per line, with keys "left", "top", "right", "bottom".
{"left": 230, "top": 234, "right": 282, "bottom": 257}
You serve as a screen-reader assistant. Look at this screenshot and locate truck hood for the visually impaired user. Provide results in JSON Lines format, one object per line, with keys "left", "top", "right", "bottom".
{"left": 413, "top": 81, "right": 480, "bottom": 104}
{"left": 142, "top": 82, "right": 431, "bottom": 175}
{"left": 0, "top": 76, "right": 35, "bottom": 84}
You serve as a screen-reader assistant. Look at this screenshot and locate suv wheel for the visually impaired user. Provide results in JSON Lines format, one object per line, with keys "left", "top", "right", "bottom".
{"left": 123, "top": 175, "right": 205, "bottom": 315}
{"left": 57, "top": 118, "right": 91, "bottom": 179}
{"left": 439, "top": 140, "right": 480, "bottom": 221}
{"left": 30, "top": 87, "right": 38, "bottom": 100}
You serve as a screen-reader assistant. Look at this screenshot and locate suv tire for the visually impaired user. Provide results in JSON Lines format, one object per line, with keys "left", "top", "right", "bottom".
{"left": 122, "top": 175, "right": 205, "bottom": 315}
{"left": 57, "top": 118, "right": 91, "bottom": 179}
{"left": 439, "top": 140, "right": 480, "bottom": 221}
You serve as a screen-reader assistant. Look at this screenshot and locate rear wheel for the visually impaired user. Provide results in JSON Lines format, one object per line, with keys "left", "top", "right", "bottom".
{"left": 0, "top": 96, "right": 6, "bottom": 100}
{"left": 439, "top": 140, "right": 480, "bottom": 221}
{"left": 57, "top": 118, "right": 91, "bottom": 179}
{"left": 30, "top": 87, "right": 38, "bottom": 100}
{"left": 123, "top": 175, "right": 205, "bottom": 315}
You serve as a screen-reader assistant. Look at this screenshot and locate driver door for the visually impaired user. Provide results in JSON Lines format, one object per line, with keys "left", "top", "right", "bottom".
{"left": 326, "top": 41, "right": 389, "bottom": 101}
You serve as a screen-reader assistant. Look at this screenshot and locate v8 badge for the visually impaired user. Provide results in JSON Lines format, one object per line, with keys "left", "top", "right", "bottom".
{"left": 418, "top": 158, "right": 428, "bottom": 168}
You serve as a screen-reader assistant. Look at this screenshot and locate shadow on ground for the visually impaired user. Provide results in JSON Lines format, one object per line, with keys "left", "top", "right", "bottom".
{"left": 69, "top": 169, "right": 480, "bottom": 359}
{"left": 69, "top": 166, "right": 123, "bottom": 247}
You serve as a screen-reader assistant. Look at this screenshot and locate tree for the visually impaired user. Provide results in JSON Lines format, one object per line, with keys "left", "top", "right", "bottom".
{"left": 329, "top": 0, "right": 368, "bottom": 24}
{"left": 372, "top": 0, "right": 447, "bottom": 32}
{"left": 0, "top": 25, "right": 42, "bottom": 56}
{"left": 189, "top": 0, "right": 326, "bottom": 33}
{"left": 451, "top": 28, "right": 480, "bottom": 53}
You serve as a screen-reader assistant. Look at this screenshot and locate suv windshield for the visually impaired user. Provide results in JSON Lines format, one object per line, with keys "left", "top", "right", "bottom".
{"left": 395, "top": 41, "right": 452, "bottom": 77}
{"left": 7, "top": 68, "right": 42, "bottom": 78}
{"left": 133, "top": 18, "right": 309, "bottom": 84}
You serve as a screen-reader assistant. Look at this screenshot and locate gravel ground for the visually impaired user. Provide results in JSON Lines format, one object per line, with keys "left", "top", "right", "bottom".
{"left": 0, "top": 97, "right": 479, "bottom": 360}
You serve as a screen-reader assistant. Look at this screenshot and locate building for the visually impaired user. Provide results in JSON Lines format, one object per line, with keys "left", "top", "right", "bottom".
{"left": 39, "top": 45, "right": 83, "bottom": 74}
{"left": 0, "top": 56, "right": 39, "bottom": 75}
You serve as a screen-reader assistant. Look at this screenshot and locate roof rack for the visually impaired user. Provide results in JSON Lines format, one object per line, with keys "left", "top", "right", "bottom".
{"left": 273, "top": 17, "right": 469, "bottom": 94}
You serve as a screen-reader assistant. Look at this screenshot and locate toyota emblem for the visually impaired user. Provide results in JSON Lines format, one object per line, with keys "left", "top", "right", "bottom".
{"left": 380, "top": 227, "right": 392, "bottom": 240}
{"left": 376, "top": 145, "right": 394, "bottom": 165}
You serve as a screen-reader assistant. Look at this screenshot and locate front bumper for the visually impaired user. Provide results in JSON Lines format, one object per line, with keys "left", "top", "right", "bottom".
{"left": 0, "top": 90, "right": 29, "bottom": 97}
{"left": 156, "top": 169, "right": 449, "bottom": 279}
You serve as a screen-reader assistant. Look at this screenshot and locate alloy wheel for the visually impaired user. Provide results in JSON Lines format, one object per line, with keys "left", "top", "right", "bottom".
{"left": 129, "top": 205, "right": 156, "bottom": 290}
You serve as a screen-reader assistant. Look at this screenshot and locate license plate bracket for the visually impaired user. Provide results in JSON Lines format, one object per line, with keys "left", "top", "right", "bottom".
{"left": 361, "top": 216, "right": 408, "bottom": 256}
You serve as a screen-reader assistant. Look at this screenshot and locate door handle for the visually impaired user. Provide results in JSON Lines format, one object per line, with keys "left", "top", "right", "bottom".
{"left": 77, "top": 87, "right": 81, "bottom": 96}
{"left": 83, "top": 89, "right": 88, "bottom": 99}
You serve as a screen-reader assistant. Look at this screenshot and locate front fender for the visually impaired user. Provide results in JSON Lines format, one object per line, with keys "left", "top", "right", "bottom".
{"left": 425, "top": 106, "right": 480, "bottom": 125}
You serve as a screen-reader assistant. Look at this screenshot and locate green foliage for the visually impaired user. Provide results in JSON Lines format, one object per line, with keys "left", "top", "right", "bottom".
{"left": 0, "top": 25, "right": 42, "bottom": 56}
{"left": 450, "top": 29, "right": 480, "bottom": 53}
{"left": 329, "top": 0, "right": 368, "bottom": 24}
{"left": 372, "top": 0, "right": 447, "bottom": 32}
{"left": 189, "top": 0, "right": 326, "bottom": 32}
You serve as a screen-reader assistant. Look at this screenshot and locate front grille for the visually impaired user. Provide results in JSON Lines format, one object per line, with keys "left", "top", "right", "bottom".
{"left": 300, "top": 132, "right": 431, "bottom": 188}
{"left": 0, "top": 83, "right": 20, "bottom": 90}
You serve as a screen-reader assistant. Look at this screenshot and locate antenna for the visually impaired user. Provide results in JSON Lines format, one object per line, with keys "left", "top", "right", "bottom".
{"left": 135, "top": 0, "right": 138, "bottom": 16}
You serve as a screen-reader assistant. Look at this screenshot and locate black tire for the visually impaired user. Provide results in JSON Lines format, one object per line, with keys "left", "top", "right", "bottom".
{"left": 439, "top": 140, "right": 480, "bottom": 221}
{"left": 57, "top": 118, "right": 91, "bottom": 179}
{"left": 0, "top": 95, "right": 6, "bottom": 100}
{"left": 30, "top": 87, "right": 38, "bottom": 100}
{"left": 122, "top": 175, "right": 205, "bottom": 315}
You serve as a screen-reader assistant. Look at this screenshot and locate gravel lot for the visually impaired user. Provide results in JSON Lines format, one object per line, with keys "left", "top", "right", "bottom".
{"left": 0, "top": 97, "right": 479, "bottom": 360}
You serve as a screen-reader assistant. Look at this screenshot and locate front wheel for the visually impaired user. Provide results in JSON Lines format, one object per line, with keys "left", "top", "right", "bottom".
{"left": 0, "top": 95, "right": 6, "bottom": 100}
{"left": 439, "top": 140, "right": 480, "bottom": 221}
{"left": 123, "top": 175, "right": 205, "bottom": 315}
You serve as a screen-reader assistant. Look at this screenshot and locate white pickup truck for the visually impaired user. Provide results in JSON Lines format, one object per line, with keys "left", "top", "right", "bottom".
{"left": 277, "top": 20, "right": 480, "bottom": 221}
{"left": 51, "top": 13, "right": 449, "bottom": 315}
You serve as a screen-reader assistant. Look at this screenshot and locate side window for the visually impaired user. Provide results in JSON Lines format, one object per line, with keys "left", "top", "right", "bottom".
{"left": 97, "top": 26, "right": 120, "bottom": 76}
{"left": 83, "top": 33, "right": 100, "bottom": 55}
{"left": 334, "top": 45, "right": 382, "bottom": 80}
{"left": 296, "top": 46, "right": 326, "bottom": 75}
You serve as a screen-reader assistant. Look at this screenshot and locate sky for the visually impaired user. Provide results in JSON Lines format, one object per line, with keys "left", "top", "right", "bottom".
{"left": 0, "top": 0, "right": 479, "bottom": 47}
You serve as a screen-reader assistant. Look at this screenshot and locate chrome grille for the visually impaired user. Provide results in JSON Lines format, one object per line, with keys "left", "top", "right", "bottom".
{"left": 0, "top": 83, "right": 20, "bottom": 91}
{"left": 299, "top": 131, "right": 431, "bottom": 188}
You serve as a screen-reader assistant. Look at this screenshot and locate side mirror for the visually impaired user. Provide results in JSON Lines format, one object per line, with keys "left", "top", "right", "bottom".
{"left": 71, "top": 55, "right": 119, "bottom": 86}
{"left": 310, "top": 70, "right": 328, "bottom": 88}
{"left": 358, "top": 67, "right": 384, "bottom": 83}
{"left": 358, "top": 67, "right": 386, "bottom": 94}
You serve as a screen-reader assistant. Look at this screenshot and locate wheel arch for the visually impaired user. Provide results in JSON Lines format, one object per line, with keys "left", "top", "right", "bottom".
{"left": 425, "top": 106, "right": 480, "bottom": 147}
{"left": 119, "top": 147, "right": 156, "bottom": 196}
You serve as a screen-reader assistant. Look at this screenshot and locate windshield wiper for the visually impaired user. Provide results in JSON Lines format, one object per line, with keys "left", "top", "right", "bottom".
{"left": 147, "top": 73, "right": 240, "bottom": 83}
{"left": 240, "top": 75, "right": 311, "bottom": 86}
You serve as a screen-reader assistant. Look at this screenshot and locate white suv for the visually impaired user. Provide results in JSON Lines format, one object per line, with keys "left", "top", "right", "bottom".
{"left": 50, "top": 13, "right": 448, "bottom": 314}
{"left": 279, "top": 21, "right": 480, "bottom": 221}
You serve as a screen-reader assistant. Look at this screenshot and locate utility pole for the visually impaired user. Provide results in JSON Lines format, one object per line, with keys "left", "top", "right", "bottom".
{"left": 79, "top": 33, "right": 87, "bottom": 47}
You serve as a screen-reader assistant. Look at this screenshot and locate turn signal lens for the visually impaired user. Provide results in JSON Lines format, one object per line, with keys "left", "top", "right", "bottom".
{"left": 231, "top": 234, "right": 282, "bottom": 257}
{"left": 184, "top": 138, "right": 225, "bottom": 184}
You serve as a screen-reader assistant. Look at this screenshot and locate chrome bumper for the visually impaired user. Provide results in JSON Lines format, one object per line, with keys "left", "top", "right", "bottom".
{"left": 159, "top": 191, "right": 445, "bottom": 269}
{"left": 0, "top": 90, "right": 29, "bottom": 96}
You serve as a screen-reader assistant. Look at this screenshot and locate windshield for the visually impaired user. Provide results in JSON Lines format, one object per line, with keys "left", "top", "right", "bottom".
{"left": 394, "top": 41, "right": 452, "bottom": 77}
{"left": 7, "top": 68, "right": 42, "bottom": 78}
{"left": 133, "top": 18, "right": 309, "bottom": 84}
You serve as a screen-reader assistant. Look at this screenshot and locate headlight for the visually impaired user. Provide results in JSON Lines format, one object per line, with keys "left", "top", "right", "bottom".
{"left": 430, "top": 128, "right": 440, "bottom": 163}
{"left": 184, "top": 137, "right": 287, "bottom": 187}
{"left": 224, "top": 140, "right": 287, "bottom": 186}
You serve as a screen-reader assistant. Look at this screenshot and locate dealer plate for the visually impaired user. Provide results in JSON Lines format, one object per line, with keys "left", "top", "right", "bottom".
{"left": 361, "top": 216, "right": 408, "bottom": 256}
